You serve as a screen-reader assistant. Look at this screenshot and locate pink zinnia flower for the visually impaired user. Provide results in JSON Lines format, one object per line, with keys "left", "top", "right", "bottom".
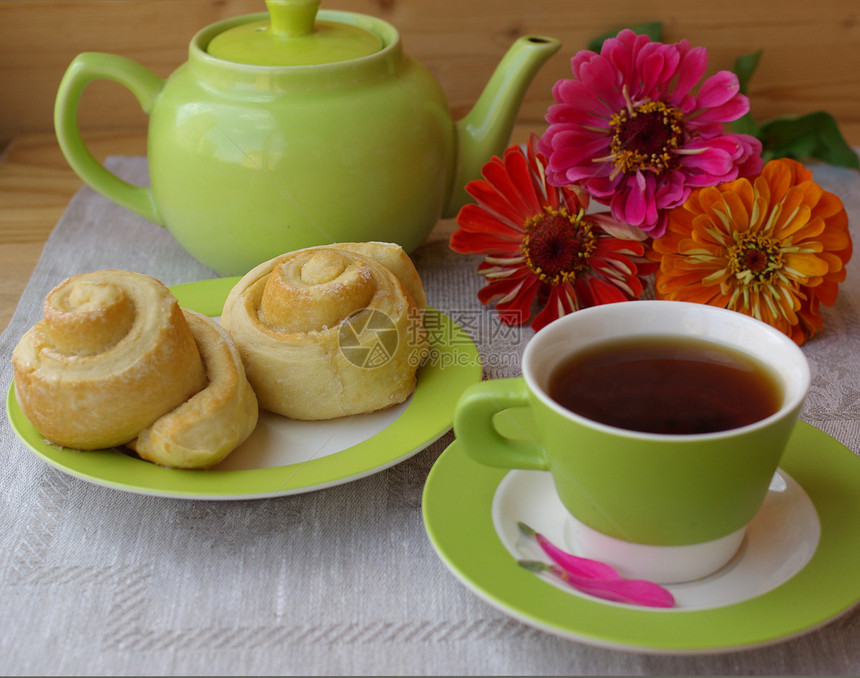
{"left": 538, "top": 29, "right": 764, "bottom": 237}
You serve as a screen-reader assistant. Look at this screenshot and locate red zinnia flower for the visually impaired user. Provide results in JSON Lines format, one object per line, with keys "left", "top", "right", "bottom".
{"left": 450, "top": 136, "right": 655, "bottom": 331}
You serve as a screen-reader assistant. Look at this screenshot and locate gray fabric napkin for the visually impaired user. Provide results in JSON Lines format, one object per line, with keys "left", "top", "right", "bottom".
{"left": 1, "top": 157, "right": 859, "bottom": 675}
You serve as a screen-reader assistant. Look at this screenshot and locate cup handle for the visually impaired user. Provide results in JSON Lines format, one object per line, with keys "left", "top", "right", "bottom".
{"left": 453, "top": 378, "right": 549, "bottom": 471}
{"left": 54, "top": 52, "right": 164, "bottom": 226}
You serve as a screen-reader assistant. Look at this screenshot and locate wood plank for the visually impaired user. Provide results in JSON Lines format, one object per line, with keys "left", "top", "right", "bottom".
{"left": 2, "top": 0, "right": 860, "bottom": 149}
{"left": 0, "top": 242, "right": 50, "bottom": 330}
{"left": 0, "top": 130, "right": 148, "bottom": 332}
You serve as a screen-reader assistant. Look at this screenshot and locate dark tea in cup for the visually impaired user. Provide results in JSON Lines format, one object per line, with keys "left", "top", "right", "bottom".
{"left": 548, "top": 336, "right": 783, "bottom": 435}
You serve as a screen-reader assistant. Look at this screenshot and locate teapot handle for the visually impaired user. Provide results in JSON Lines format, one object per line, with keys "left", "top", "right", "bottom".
{"left": 54, "top": 52, "right": 164, "bottom": 226}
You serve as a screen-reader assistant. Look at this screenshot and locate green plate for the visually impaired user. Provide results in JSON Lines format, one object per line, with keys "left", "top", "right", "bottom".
{"left": 7, "top": 277, "right": 482, "bottom": 499}
{"left": 422, "top": 421, "right": 860, "bottom": 653}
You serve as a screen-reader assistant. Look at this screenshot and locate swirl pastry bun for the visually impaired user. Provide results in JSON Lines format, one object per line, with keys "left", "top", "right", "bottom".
{"left": 12, "top": 270, "right": 258, "bottom": 468}
{"left": 221, "top": 242, "right": 428, "bottom": 420}
{"left": 129, "top": 311, "right": 259, "bottom": 469}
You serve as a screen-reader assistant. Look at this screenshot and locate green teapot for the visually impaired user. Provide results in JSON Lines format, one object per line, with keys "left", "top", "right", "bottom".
{"left": 55, "top": 0, "right": 560, "bottom": 275}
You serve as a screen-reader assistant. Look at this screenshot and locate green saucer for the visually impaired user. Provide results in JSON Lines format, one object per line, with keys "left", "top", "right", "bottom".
{"left": 423, "top": 420, "right": 860, "bottom": 653}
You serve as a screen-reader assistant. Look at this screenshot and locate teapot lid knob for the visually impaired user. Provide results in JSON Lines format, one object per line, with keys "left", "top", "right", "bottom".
{"left": 207, "top": 0, "right": 384, "bottom": 66}
{"left": 266, "top": 0, "right": 319, "bottom": 37}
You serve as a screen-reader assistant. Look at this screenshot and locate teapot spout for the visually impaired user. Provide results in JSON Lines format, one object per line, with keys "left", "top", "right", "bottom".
{"left": 444, "top": 35, "right": 561, "bottom": 218}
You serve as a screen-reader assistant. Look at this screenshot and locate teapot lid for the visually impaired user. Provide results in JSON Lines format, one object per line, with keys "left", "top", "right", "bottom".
{"left": 207, "top": 0, "right": 383, "bottom": 66}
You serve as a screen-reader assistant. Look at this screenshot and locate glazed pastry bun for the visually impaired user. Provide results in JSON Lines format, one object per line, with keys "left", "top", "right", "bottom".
{"left": 12, "top": 270, "right": 258, "bottom": 468}
{"left": 221, "top": 242, "right": 429, "bottom": 420}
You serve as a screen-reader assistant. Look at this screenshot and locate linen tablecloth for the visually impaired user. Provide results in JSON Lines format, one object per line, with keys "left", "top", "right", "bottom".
{"left": 1, "top": 157, "right": 859, "bottom": 676}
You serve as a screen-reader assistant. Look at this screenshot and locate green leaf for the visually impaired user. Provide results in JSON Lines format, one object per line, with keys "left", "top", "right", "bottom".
{"left": 586, "top": 22, "right": 663, "bottom": 52}
{"left": 517, "top": 521, "right": 537, "bottom": 538}
{"left": 758, "top": 112, "right": 860, "bottom": 168}
{"left": 517, "top": 560, "right": 552, "bottom": 574}
{"left": 728, "top": 51, "right": 763, "bottom": 137}
{"left": 733, "top": 50, "right": 762, "bottom": 95}
{"left": 731, "top": 112, "right": 761, "bottom": 138}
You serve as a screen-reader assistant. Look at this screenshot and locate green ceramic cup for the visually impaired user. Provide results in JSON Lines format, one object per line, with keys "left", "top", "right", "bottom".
{"left": 454, "top": 300, "right": 810, "bottom": 582}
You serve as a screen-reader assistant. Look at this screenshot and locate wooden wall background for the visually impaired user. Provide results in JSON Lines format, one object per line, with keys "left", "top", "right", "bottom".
{"left": 2, "top": 0, "right": 860, "bottom": 152}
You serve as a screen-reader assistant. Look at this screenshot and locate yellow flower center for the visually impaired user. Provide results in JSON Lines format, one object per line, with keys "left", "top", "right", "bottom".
{"left": 609, "top": 100, "right": 684, "bottom": 175}
{"left": 726, "top": 232, "right": 784, "bottom": 285}
{"left": 521, "top": 206, "right": 596, "bottom": 286}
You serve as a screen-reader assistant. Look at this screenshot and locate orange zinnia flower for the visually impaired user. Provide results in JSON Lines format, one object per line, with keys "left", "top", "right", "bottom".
{"left": 650, "top": 158, "right": 852, "bottom": 345}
